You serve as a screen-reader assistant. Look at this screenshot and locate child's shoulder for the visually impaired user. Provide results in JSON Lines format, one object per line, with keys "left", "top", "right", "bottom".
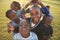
{"left": 30, "top": 32, "right": 37, "bottom": 36}
{"left": 13, "top": 33, "right": 20, "bottom": 38}
{"left": 30, "top": 32, "right": 38, "bottom": 40}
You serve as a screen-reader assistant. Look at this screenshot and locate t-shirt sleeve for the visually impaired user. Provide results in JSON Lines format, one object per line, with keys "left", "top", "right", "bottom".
{"left": 12, "top": 33, "right": 20, "bottom": 40}
{"left": 32, "top": 32, "right": 38, "bottom": 40}
{"left": 41, "top": 6, "right": 50, "bottom": 16}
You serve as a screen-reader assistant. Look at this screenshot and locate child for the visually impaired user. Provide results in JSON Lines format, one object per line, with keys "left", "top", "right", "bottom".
{"left": 10, "top": 1, "right": 26, "bottom": 18}
{"left": 26, "top": 6, "right": 43, "bottom": 40}
{"left": 40, "top": 15, "right": 53, "bottom": 40}
{"left": 6, "top": 10, "right": 20, "bottom": 33}
{"left": 27, "top": 6, "right": 53, "bottom": 40}
{"left": 27, "top": 6, "right": 43, "bottom": 28}
{"left": 23, "top": 0, "right": 50, "bottom": 16}
{"left": 10, "top": 1, "right": 21, "bottom": 11}
{"left": 10, "top": 1, "right": 21, "bottom": 17}
{"left": 13, "top": 19, "right": 38, "bottom": 40}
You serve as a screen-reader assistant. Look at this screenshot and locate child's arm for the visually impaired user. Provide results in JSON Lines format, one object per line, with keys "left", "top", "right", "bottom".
{"left": 20, "top": 2, "right": 31, "bottom": 15}
{"left": 24, "top": 2, "right": 31, "bottom": 9}
{"left": 37, "top": 0, "right": 50, "bottom": 16}
{"left": 7, "top": 22, "right": 14, "bottom": 33}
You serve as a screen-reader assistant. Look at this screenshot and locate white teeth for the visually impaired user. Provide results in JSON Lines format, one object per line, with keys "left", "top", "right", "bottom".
{"left": 35, "top": 18, "right": 36, "bottom": 20}
{"left": 34, "top": 18, "right": 37, "bottom": 20}
{"left": 22, "top": 29, "right": 26, "bottom": 31}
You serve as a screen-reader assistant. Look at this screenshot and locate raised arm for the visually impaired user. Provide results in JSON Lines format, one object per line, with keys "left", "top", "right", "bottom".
{"left": 37, "top": 0, "right": 50, "bottom": 16}
{"left": 7, "top": 22, "right": 14, "bottom": 33}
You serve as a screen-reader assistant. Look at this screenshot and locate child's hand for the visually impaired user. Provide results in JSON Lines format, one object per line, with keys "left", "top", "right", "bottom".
{"left": 7, "top": 23, "right": 14, "bottom": 33}
{"left": 36, "top": 0, "right": 44, "bottom": 7}
{"left": 24, "top": 2, "right": 32, "bottom": 9}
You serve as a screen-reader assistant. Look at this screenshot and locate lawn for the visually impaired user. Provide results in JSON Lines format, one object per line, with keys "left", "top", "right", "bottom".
{"left": 0, "top": 0, "right": 60, "bottom": 40}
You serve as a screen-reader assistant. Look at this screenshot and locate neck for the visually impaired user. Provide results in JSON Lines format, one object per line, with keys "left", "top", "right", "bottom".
{"left": 32, "top": 19, "right": 40, "bottom": 25}
{"left": 21, "top": 33, "right": 30, "bottom": 38}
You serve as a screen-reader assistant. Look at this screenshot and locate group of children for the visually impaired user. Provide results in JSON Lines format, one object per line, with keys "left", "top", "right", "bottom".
{"left": 6, "top": 0, "right": 53, "bottom": 40}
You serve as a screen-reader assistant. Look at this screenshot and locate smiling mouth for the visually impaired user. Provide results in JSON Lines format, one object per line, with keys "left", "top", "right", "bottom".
{"left": 22, "top": 29, "right": 27, "bottom": 31}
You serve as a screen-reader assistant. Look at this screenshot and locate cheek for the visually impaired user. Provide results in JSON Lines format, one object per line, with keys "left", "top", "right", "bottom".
{"left": 13, "top": 17, "right": 17, "bottom": 20}
{"left": 19, "top": 28, "right": 22, "bottom": 32}
{"left": 37, "top": 14, "right": 40, "bottom": 18}
{"left": 31, "top": 16, "right": 34, "bottom": 19}
{"left": 11, "top": 6, "right": 14, "bottom": 9}
{"left": 10, "top": 17, "right": 13, "bottom": 20}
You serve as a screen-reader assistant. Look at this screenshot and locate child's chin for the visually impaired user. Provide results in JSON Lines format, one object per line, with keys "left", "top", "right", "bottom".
{"left": 34, "top": 19, "right": 38, "bottom": 22}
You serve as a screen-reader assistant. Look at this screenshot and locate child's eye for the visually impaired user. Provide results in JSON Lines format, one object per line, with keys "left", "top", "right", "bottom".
{"left": 25, "top": 24, "right": 29, "bottom": 27}
{"left": 20, "top": 25, "right": 23, "bottom": 26}
{"left": 31, "top": 13, "right": 34, "bottom": 16}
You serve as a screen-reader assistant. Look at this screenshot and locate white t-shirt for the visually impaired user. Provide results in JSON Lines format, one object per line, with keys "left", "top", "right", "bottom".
{"left": 13, "top": 32, "right": 38, "bottom": 40}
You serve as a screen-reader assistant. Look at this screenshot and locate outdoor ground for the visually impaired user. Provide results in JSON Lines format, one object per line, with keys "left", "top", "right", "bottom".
{"left": 0, "top": 0, "right": 60, "bottom": 40}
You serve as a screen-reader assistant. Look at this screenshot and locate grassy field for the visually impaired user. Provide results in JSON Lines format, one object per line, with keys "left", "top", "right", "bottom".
{"left": 0, "top": 0, "right": 60, "bottom": 40}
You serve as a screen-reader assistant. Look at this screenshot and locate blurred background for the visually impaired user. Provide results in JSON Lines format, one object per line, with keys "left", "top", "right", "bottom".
{"left": 0, "top": 0, "right": 60, "bottom": 40}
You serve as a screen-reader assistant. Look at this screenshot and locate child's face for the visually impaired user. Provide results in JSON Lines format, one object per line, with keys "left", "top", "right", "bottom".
{"left": 10, "top": 3, "right": 17, "bottom": 10}
{"left": 19, "top": 20, "right": 30, "bottom": 36}
{"left": 30, "top": 8, "right": 41, "bottom": 23}
{"left": 43, "top": 17, "right": 52, "bottom": 27}
{"left": 8, "top": 12, "right": 19, "bottom": 21}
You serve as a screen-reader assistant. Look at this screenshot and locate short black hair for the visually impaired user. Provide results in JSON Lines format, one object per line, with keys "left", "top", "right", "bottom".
{"left": 6, "top": 10, "right": 13, "bottom": 18}
{"left": 12, "top": 1, "right": 21, "bottom": 10}
{"left": 6, "top": 10, "right": 17, "bottom": 19}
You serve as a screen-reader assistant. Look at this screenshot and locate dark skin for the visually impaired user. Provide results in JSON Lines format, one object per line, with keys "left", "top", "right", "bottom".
{"left": 24, "top": 0, "right": 44, "bottom": 9}
{"left": 42, "top": 16, "right": 52, "bottom": 27}
{"left": 7, "top": 12, "right": 20, "bottom": 33}
{"left": 19, "top": 20, "right": 30, "bottom": 38}
{"left": 42, "top": 35, "right": 49, "bottom": 40}
{"left": 30, "top": 8, "right": 41, "bottom": 25}
{"left": 10, "top": 2, "right": 21, "bottom": 11}
{"left": 10, "top": 3, "right": 17, "bottom": 11}
{"left": 30, "top": 0, "right": 38, "bottom": 4}
{"left": 8, "top": 12, "right": 20, "bottom": 24}
{"left": 41, "top": 16, "right": 52, "bottom": 40}
{"left": 7, "top": 23, "right": 14, "bottom": 33}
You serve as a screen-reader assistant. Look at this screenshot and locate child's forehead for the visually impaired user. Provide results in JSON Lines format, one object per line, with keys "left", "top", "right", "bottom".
{"left": 30, "top": 7, "right": 42, "bottom": 14}
{"left": 20, "top": 20, "right": 29, "bottom": 24}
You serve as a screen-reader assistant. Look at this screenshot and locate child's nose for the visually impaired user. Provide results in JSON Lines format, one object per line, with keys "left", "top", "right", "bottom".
{"left": 22, "top": 25, "right": 26, "bottom": 28}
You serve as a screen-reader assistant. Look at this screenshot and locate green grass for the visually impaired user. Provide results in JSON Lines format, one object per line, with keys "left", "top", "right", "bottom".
{"left": 0, "top": 0, "right": 60, "bottom": 40}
